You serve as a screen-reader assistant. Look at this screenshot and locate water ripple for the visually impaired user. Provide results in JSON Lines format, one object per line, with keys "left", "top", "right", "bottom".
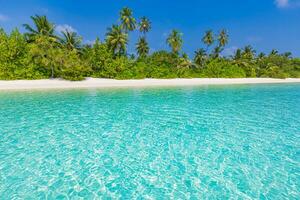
{"left": 0, "top": 84, "right": 300, "bottom": 199}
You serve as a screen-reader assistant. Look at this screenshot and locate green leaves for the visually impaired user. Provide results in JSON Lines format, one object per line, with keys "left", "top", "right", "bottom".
{"left": 218, "top": 29, "right": 229, "bottom": 48}
{"left": 139, "top": 17, "right": 151, "bottom": 35}
{"left": 105, "top": 25, "right": 128, "bottom": 57}
{"left": 167, "top": 30, "right": 183, "bottom": 55}
{"left": 23, "top": 15, "right": 56, "bottom": 42}
{"left": 136, "top": 37, "right": 149, "bottom": 58}
{"left": 120, "top": 7, "right": 136, "bottom": 32}
{"left": 202, "top": 30, "right": 214, "bottom": 49}
{"left": 0, "top": 11, "right": 299, "bottom": 81}
{"left": 194, "top": 48, "right": 207, "bottom": 67}
{"left": 59, "top": 30, "right": 82, "bottom": 50}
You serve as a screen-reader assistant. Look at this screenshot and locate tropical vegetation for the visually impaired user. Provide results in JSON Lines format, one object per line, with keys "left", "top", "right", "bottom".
{"left": 0, "top": 8, "right": 299, "bottom": 80}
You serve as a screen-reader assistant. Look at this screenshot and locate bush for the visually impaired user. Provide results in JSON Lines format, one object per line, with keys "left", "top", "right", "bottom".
{"left": 202, "top": 60, "right": 246, "bottom": 78}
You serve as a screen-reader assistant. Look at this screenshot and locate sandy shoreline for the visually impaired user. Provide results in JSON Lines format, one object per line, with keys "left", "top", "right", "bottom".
{"left": 0, "top": 78, "right": 300, "bottom": 91}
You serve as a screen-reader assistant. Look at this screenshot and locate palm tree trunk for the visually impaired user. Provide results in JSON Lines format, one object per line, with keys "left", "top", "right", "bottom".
{"left": 51, "top": 66, "right": 54, "bottom": 79}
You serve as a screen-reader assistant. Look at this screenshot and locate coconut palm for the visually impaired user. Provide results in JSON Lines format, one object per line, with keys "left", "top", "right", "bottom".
{"left": 166, "top": 29, "right": 183, "bottom": 55}
{"left": 23, "top": 15, "right": 55, "bottom": 41}
{"left": 270, "top": 49, "right": 279, "bottom": 56}
{"left": 233, "top": 49, "right": 250, "bottom": 68}
{"left": 258, "top": 52, "right": 266, "bottom": 59}
{"left": 243, "top": 45, "right": 256, "bottom": 59}
{"left": 136, "top": 37, "right": 149, "bottom": 58}
{"left": 218, "top": 29, "right": 229, "bottom": 48}
{"left": 177, "top": 53, "right": 192, "bottom": 69}
{"left": 59, "top": 30, "right": 82, "bottom": 50}
{"left": 212, "top": 46, "right": 222, "bottom": 58}
{"left": 194, "top": 48, "right": 207, "bottom": 67}
{"left": 234, "top": 49, "right": 242, "bottom": 60}
{"left": 106, "top": 25, "right": 128, "bottom": 56}
{"left": 120, "top": 7, "right": 136, "bottom": 32}
{"left": 139, "top": 17, "right": 151, "bottom": 35}
{"left": 202, "top": 30, "right": 214, "bottom": 51}
{"left": 282, "top": 52, "right": 292, "bottom": 58}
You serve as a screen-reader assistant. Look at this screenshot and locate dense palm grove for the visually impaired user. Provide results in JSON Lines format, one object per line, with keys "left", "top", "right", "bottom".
{"left": 0, "top": 8, "right": 299, "bottom": 80}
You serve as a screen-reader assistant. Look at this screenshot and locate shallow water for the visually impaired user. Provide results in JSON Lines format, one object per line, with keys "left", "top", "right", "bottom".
{"left": 0, "top": 84, "right": 299, "bottom": 199}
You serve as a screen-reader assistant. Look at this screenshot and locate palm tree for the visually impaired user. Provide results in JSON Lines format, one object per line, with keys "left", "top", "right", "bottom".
{"left": 106, "top": 25, "right": 128, "bottom": 56}
{"left": 270, "top": 49, "right": 279, "bottom": 56}
{"left": 194, "top": 48, "right": 207, "bottom": 67}
{"left": 234, "top": 49, "right": 242, "bottom": 60}
{"left": 282, "top": 52, "right": 292, "bottom": 58}
{"left": 258, "top": 52, "right": 266, "bottom": 59}
{"left": 59, "top": 30, "right": 82, "bottom": 50}
{"left": 120, "top": 7, "right": 136, "bottom": 32}
{"left": 136, "top": 37, "right": 149, "bottom": 58}
{"left": 166, "top": 29, "right": 183, "bottom": 55}
{"left": 202, "top": 30, "right": 214, "bottom": 51}
{"left": 212, "top": 46, "right": 222, "bottom": 58}
{"left": 243, "top": 45, "right": 256, "bottom": 59}
{"left": 139, "top": 17, "right": 151, "bottom": 36}
{"left": 23, "top": 15, "right": 55, "bottom": 41}
{"left": 177, "top": 53, "right": 192, "bottom": 69}
{"left": 218, "top": 29, "right": 229, "bottom": 48}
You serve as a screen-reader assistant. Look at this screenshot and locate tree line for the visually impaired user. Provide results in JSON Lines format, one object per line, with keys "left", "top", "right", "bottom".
{"left": 0, "top": 7, "right": 299, "bottom": 80}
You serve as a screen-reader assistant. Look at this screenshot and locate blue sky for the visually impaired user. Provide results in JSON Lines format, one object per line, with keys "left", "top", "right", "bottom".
{"left": 0, "top": 0, "right": 300, "bottom": 57}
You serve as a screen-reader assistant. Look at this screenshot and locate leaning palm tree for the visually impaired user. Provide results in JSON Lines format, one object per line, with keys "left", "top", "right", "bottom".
{"left": 59, "top": 30, "right": 82, "bottom": 50}
{"left": 166, "top": 29, "right": 183, "bottom": 55}
{"left": 139, "top": 17, "right": 151, "bottom": 36}
{"left": 106, "top": 25, "right": 128, "bottom": 56}
{"left": 120, "top": 7, "right": 136, "bottom": 32}
{"left": 194, "top": 48, "right": 207, "bottom": 67}
{"left": 23, "top": 15, "right": 55, "bottom": 41}
{"left": 218, "top": 29, "right": 229, "bottom": 48}
{"left": 136, "top": 37, "right": 149, "bottom": 58}
{"left": 202, "top": 30, "right": 214, "bottom": 51}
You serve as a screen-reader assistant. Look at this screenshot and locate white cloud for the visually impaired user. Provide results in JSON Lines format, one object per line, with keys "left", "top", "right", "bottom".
{"left": 0, "top": 14, "right": 9, "bottom": 22}
{"left": 84, "top": 40, "right": 96, "bottom": 45}
{"left": 55, "top": 24, "right": 77, "bottom": 33}
{"left": 275, "top": 0, "right": 289, "bottom": 7}
{"left": 275, "top": 0, "right": 300, "bottom": 8}
{"left": 223, "top": 46, "right": 238, "bottom": 57}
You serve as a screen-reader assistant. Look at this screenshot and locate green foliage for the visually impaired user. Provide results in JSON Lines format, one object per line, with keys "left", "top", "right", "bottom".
{"left": 136, "top": 37, "right": 149, "bottom": 58}
{"left": 202, "top": 60, "right": 246, "bottom": 78}
{"left": 256, "top": 54, "right": 298, "bottom": 78}
{"left": 194, "top": 48, "right": 207, "bottom": 67}
{"left": 59, "top": 30, "right": 82, "bottom": 50}
{"left": 106, "top": 25, "right": 128, "bottom": 57}
{"left": 202, "top": 30, "right": 214, "bottom": 49}
{"left": 139, "top": 17, "right": 151, "bottom": 35}
{"left": 0, "top": 29, "right": 44, "bottom": 80}
{"left": 83, "top": 38, "right": 113, "bottom": 77}
{"left": 218, "top": 29, "right": 229, "bottom": 48}
{"left": 28, "top": 35, "right": 90, "bottom": 80}
{"left": 0, "top": 11, "right": 299, "bottom": 81}
{"left": 120, "top": 7, "right": 136, "bottom": 32}
{"left": 23, "top": 15, "right": 55, "bottom": 41}
{"left": 166, "top": 30, "right": 183, "bottom": 55}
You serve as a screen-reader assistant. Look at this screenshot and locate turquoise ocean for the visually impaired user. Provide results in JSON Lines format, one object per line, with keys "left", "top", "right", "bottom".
{"left": 0, "top": 84, "right": 299, "bottom": 199}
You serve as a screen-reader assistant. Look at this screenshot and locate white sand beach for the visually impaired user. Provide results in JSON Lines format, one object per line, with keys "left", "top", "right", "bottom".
{"left": 0, "top": 78, "right": 300, "bottom": 91}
